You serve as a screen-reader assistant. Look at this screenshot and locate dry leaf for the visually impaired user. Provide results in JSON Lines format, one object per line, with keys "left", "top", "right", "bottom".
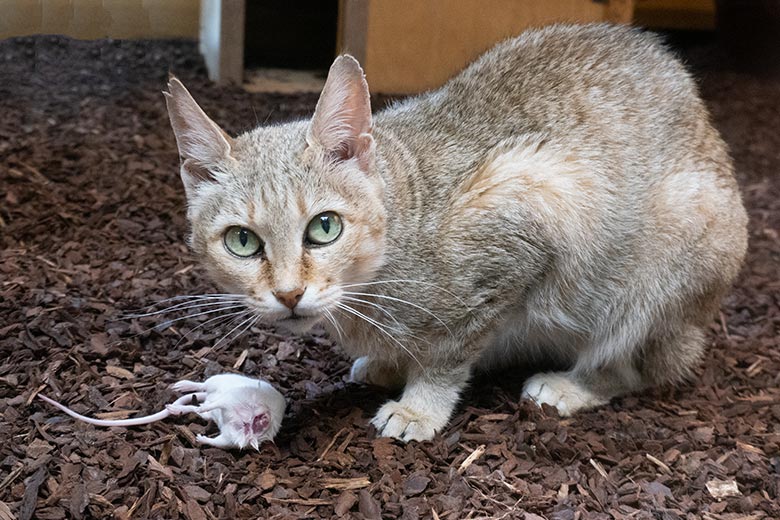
{"left": 105, "top": 366, "right": 134, "bottom": 380}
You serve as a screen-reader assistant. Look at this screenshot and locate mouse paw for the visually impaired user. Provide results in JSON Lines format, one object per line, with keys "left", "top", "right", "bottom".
{"left": 171, "top": 380, "right": 205, "bottom": 393}
{"left": 166, "top": 403, "right": 196, "bottom": 415}
{"left": 371, "top": 400, "right": 441, "bottom": 442}
{"left": 195, "top": 433, "right": 233, "bottom": 448}
{"left": 522, "top": 372, "right": 606, "bottom": 416}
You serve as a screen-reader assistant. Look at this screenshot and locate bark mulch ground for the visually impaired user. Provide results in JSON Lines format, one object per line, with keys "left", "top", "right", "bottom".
{"left": 1, "top": 34, "right": 778, "bottom": 520}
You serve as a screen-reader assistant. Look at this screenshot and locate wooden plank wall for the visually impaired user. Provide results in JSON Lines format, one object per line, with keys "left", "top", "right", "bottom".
{"left": 0, "top": 0, "right": 200, "bottom": 40}
{"left": 339, "top": 0, "right": 632, "bottom": 94}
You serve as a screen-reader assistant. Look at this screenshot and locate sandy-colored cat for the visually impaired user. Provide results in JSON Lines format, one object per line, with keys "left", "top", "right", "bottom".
{"left": 165, "top": 24, "right": 747, "bottom": 442}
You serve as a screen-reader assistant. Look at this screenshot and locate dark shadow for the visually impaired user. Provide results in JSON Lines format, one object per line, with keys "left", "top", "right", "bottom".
{"left": 244, "top": 0, "right": 339, "bottom": 70}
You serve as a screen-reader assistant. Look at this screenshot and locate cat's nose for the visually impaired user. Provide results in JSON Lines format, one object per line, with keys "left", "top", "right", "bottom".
{"left": 273, "top": 287, "right": 305, "bottom": 310}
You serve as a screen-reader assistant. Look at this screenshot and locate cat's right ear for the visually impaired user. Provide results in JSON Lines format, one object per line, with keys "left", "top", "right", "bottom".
{"left": 164, "top": 76, "right": 232, "bottom": 195}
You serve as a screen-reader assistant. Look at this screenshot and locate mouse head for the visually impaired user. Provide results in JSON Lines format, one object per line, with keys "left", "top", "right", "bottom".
{"left": 224, "top": 387, "right": 285, "bottom": 450}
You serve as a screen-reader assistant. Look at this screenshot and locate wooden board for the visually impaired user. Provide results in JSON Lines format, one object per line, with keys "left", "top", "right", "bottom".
{"left": 339, "top": 0, "right": 630, "bottom": 94}
{"left": 200, "top": 0, "right": 245, "bottom": 85}
{"left": 0, "top": 0, "right": 200, "bottom": 40}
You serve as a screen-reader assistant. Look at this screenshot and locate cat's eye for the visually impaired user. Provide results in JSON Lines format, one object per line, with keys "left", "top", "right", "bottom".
{"left": 305, "top": 212, "right": 342, "bottom": 246}
{"left": 224, "top": 226, "right": 263, "bottom": 257}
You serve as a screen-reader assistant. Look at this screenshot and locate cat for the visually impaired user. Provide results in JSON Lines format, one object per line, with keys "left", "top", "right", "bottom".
{"left": 164, "top": 23, "right": 747, "bottom": 442}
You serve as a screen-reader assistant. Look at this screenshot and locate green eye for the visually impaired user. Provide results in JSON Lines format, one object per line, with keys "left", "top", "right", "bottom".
{"left": 306, "top": 212, "right": 342, "bottom": 245}
{"left": 224, "top": 226, "right": 263, "bottom": 257}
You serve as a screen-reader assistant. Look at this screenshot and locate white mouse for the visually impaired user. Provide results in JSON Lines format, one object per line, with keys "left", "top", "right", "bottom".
{"left": 38, "top": 373, "right": 286, "bottom": 450}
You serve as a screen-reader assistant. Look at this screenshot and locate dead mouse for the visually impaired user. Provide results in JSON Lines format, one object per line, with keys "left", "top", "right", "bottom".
{"left": 38, "top": 373, "right": 286, "bottom": 450}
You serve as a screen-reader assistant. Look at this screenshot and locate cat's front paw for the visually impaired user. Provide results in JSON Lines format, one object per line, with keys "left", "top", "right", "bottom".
{"left": 522, "top": 372, "right": 607, "bottom": 416}
{"left": 371, "top": 400, "right": 444, "bottom": 442}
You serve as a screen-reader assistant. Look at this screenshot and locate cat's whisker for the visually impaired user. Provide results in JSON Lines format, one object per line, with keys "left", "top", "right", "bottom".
{"left": 338, "top": 296, "right": 434, "bottom": 347}
{"left": 104, "top": 303, "right": 248, "bottom": 350}
{"left": 213, "top": 313, "right": 262, "bottom": 354}
{"left": 172, "top": 308, "right": 250, "bottom": 349}
{"left": 119, "top": 296, "right": 245, "bottom": 319}
{"left": 339, "top": 279, "right": 472, "bottom": 311}
{"left": 342, "top": 291, "right": 454, "bottom": 336}
{"left": 336, "top": 301, "right": 404, "bottom": 335}
{"left": 322, "top": 307, "right": 345, "bottom": 343}
{"left": 154, "top": 304, "right": 248, "bottom": 331}
{"left": 206, "top": 309, "right": 253, "bottom": 342}
{"left": 339, "top": 296, "right": 404, "bottom": 329}
{"left": 335, "top": 302, "right": 426, "bottom": 373}
{"left": 187, "top": 310, "right": 256, "bottom": 358}
{"left": 211, "top": 311, "right": 260, "bottom": 352}
{"left": 120, "top": 293, "right": 248, "bottom": 315}
{"left": 120, "top": 298, "right": 245, "bottom": 320}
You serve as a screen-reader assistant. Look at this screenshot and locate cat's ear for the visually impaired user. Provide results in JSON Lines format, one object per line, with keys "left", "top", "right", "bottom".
{"left": 307, "top": 55, "right": 373, "bottom": 169}
{"left": 164, "top": 76, "right": 232, "bottom": 194}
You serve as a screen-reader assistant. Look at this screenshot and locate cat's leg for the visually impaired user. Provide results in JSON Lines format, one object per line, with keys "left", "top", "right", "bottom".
{"left": 523, "top": 323, "right": 706, "bottom": 415}
{"left": 349, "top": 357, "right": 406, "bottom": 389}
{"left": 522, "top": 360, "right": 643, "bottom": 416}
{"left": 371, "top": 363, "right": 471, "bottom": 442}
{"left": 522, "top": 371, "right": 614, "bottom": 416}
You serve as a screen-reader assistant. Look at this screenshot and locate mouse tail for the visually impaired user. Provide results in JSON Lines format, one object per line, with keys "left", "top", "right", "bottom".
{"left": 37, "top": 394, "right": 170, "bottom": 427}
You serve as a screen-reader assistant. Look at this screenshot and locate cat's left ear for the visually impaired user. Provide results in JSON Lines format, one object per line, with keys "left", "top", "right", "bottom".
{"left": 307, "top": 55, "right": 373, "bottom": 169}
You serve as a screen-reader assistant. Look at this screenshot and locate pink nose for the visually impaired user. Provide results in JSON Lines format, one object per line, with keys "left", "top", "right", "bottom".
{"left": 273, "top": 288, "right": 305, "bottom": 310}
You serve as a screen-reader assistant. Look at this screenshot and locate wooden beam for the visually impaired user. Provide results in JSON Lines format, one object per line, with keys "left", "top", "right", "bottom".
{"left": 200, "top": 0, "right": 245, "bottom": 85}
{"left": 338, "top": 0, "right": 369, "bottom": 64}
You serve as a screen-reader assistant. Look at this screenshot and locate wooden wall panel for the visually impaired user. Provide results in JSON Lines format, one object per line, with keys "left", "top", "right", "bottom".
{"left": 0, "top": 0, "right": 200, "bottom": 40}
{"left": 340, "top": 0, "right": 618, "bottom": 94}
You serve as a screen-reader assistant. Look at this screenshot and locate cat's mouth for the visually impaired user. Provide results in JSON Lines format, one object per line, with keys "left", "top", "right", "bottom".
{"left": 275, "top": 312, "right": 320, "bottom": 333}
{"left": 244, "top": 297, "right": 323, "bottom": 332}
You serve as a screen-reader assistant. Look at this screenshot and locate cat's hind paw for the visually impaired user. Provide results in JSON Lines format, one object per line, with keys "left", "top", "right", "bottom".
{"left": 522, "top": 372, "right": 607, "bottom": 416}
{"left": 371, "top": 400, "right": 442, "bottom": 442}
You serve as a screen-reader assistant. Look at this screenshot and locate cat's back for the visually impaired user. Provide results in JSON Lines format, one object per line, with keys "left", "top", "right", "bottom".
{"left": 445, "top": 23, "right": 693, "bottom": 117}
{"left": 377, "top": 23, "right": 711, "bottom": 173}
{"left": 372, "top": 23, "right": 744, "bottom": 283}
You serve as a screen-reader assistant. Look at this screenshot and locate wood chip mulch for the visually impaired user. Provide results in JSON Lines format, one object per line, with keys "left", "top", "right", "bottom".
{"left": 1, "top": 35, "right": 778, "bottom": 520}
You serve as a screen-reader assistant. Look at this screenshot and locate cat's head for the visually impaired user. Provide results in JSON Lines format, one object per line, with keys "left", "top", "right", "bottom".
{"left": 164, "top": 56, "right": 386, "bottom": 333}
